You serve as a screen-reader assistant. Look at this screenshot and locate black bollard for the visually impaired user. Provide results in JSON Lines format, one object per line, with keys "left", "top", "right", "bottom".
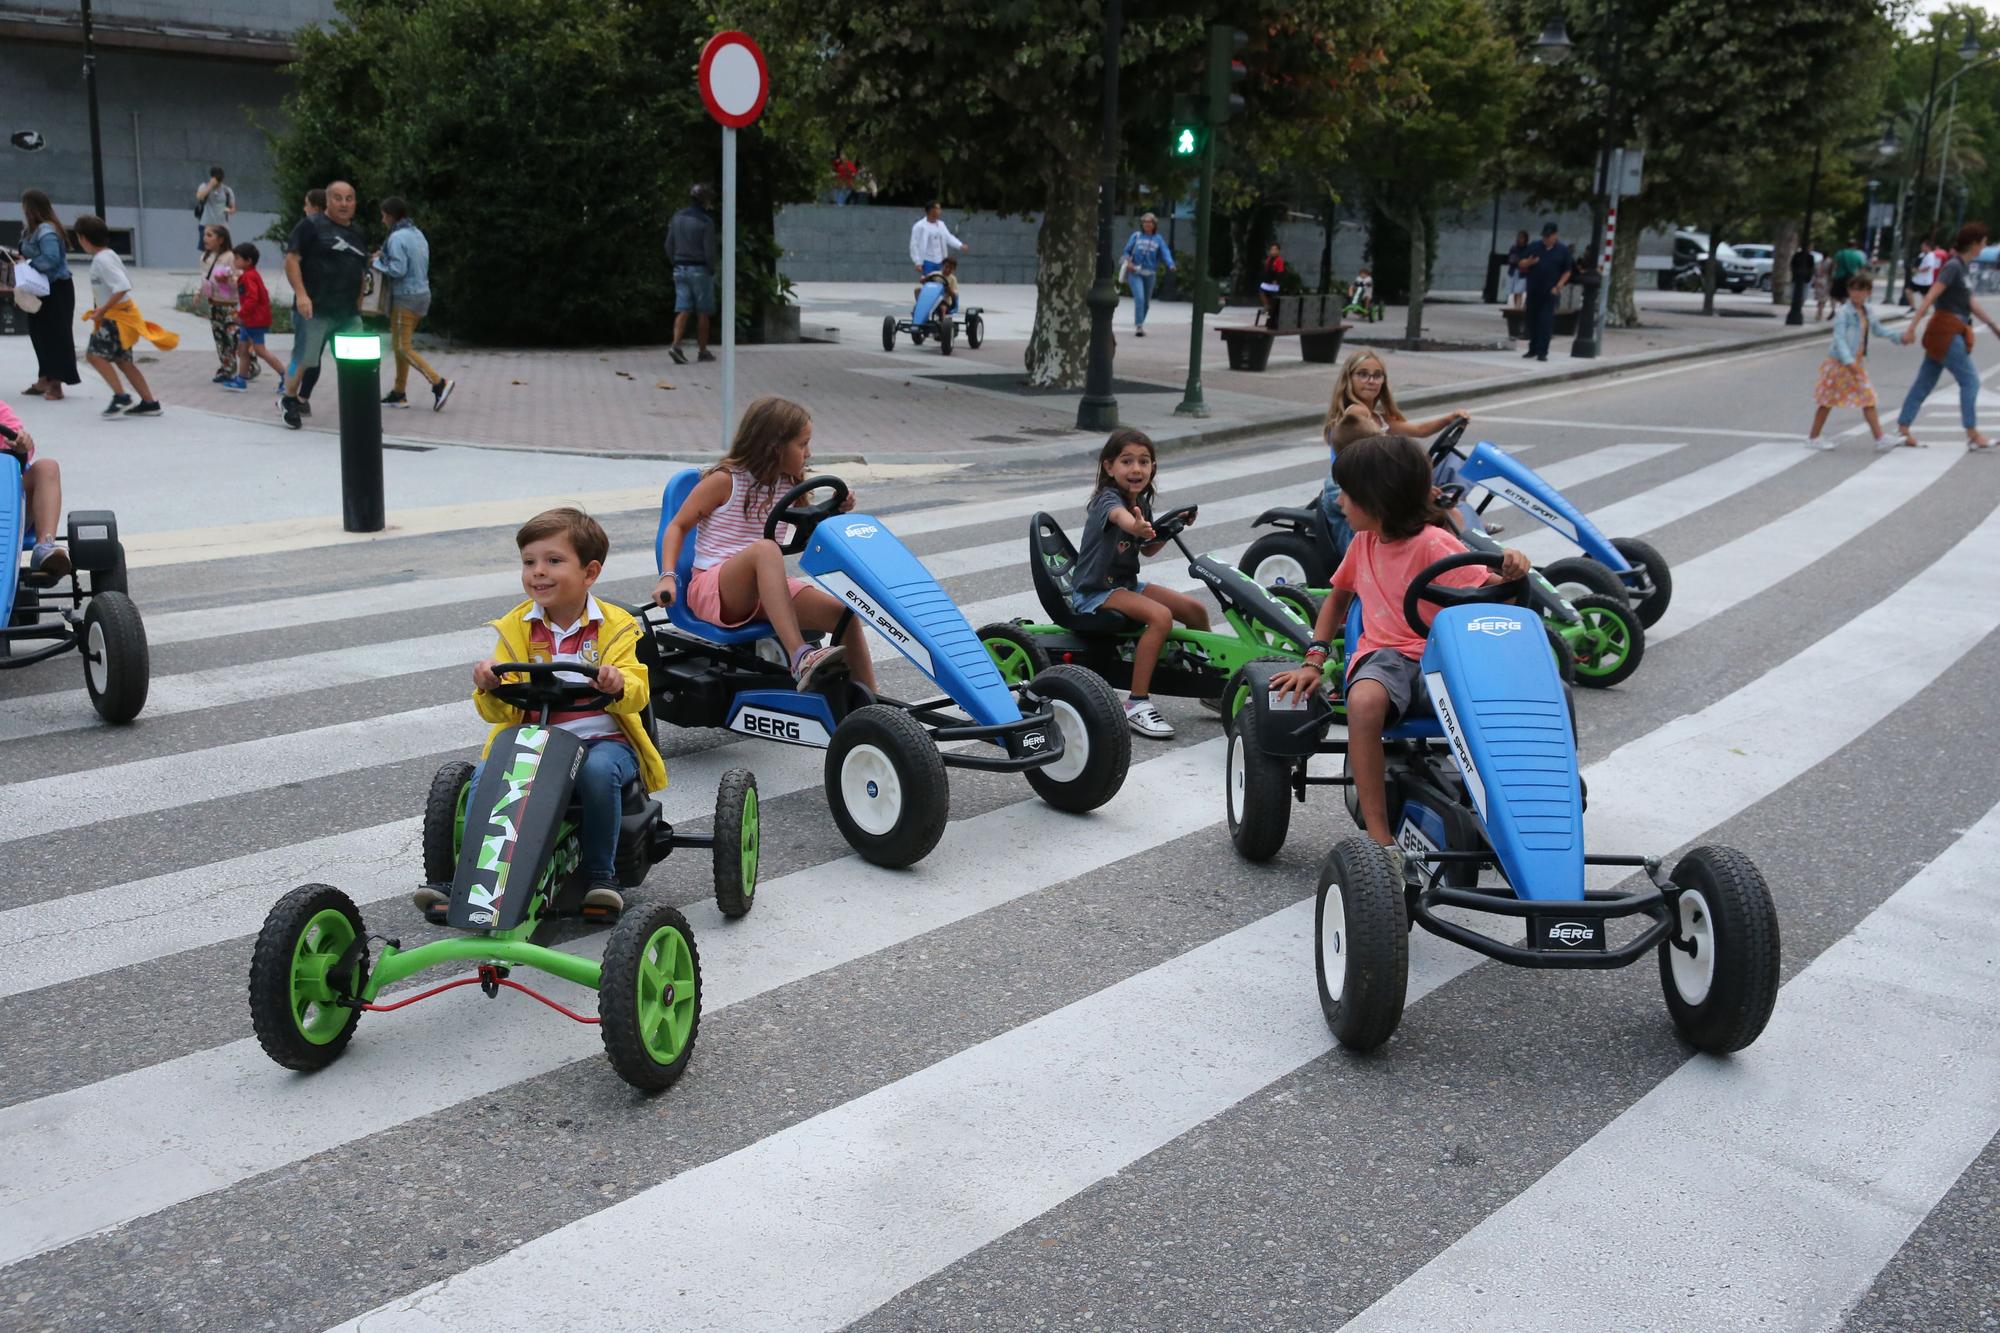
{"left": 332, "top": 332, "right": 385, "bottom": 533}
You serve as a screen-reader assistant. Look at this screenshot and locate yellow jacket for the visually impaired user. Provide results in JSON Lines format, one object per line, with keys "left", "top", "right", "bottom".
{"left": 84, "top": 299, "right": 180, "bottom": 351}
{"left": 474, "top": 598, "right": 667, "bottom": 792}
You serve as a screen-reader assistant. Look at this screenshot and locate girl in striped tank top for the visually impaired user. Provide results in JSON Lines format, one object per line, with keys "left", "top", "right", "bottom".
{"left": 654, "top": 396, "right": 877, "bottom": 692}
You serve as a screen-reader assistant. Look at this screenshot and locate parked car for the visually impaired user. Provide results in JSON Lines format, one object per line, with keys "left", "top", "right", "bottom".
{"left": 1659, "top": 230, "right": 1758, "bottom": 293}
{"left": 1730, "top": 243, "right": 1776, "bottom": 291}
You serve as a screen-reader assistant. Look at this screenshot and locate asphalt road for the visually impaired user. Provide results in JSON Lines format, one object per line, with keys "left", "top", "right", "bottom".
{"left": 1, "top": 337, "right": 1997, "bottom": 1332}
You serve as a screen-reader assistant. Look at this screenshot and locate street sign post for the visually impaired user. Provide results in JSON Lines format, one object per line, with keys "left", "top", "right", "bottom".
{"left": 698, "top": 31, "right": 770, "bottom": 455}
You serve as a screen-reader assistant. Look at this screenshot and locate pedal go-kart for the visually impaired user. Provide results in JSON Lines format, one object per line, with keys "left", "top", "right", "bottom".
{"left": 249, "top": 662, "right": 759, "bottom": 1092}
{"left": 881, "top": 273, "right": 984, "bottom": 355}
{"left": 978, "top": 503, "right": 1327, "bottom": 710}
{"left": 1240, "top": 419, "right": 1673, "bottom": 627}
{"left": 645, "top": 471, "right": 1130, "bottom": 869}
{"left": 1226, "top": 553, "right": 1778, "bottom": 1055}
{"left": 1, "top": 451, "right": 149, "bottom": 721}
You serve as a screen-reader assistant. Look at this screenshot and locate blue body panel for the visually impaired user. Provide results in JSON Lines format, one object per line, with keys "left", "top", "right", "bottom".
{"left": 1420, "top": 604, "right": 1584, "bottom": 901}
{"left": 1453, "top": 442, "right": 1630, "bottom": 572}
{"left": 1341, "top": 594, "right": 1445, "bottom": 741}
{"left": 912, "top": 279, "right": 947, "bottom": 324}
{"left": 801, "top": 516, "right": 1021, "bottom": 728}
{"left": 1, "top": 454, "right": 23, "bottom": 619}
{"left": 725, "top": 689, "right": 839, "bottom": 746}
{"left": 655, "top": 469, "right": 778, "bottom": 646}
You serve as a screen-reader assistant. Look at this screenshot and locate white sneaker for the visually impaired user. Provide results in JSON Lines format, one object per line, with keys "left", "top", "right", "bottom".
{"left": 1873, "top": 435, "right": 1901, "bottom": 453}
{"left": 1804, "top": 436, "right": 1839, "bottom": 451}
{"left": 1124, "top": 698, "right": 1175, "bottom": 738}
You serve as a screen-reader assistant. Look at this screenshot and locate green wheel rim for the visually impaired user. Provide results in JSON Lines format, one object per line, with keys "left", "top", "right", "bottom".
{"left": 740, "top": 785, "right": 760, "bottom": 900}
{"left": 635, "top": 925, "right": 697, "bottom": 1064}
{"left": 1572, "top": 607, "right": 1633, "bottom": 677}
{"left": 289, "top": 907, "right": 357, "bottom": 1045}
{"left": 985, "top": 636, "right": 1037, "bottom": 684}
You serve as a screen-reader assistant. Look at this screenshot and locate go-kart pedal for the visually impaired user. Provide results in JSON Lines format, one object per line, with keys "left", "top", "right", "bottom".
{"left": 580, "top": 883, "right": 625, "bottom": 922}
{"left": 411, "top": 885, "right": 452, "bottom": 925}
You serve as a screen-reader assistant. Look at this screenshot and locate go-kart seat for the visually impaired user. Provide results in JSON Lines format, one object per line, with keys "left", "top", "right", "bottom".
{"left": 1339, "top": 597, "right": 1444, "bottom": 741}
{"left": 1029, "top": 512, "right": 1130, "bottom": 634}
{"left": 654, "top": 469, "right": 778, "bottom": 647}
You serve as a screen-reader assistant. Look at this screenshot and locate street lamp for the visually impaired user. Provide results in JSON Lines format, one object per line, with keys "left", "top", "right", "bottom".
{"left": 1532, "top": 19, "right": 1572, "bottom": 64}
{"left": 1931, "top": 28, "right": 1986, "bottom": 235}
{"left": 1530, "top": 5, "right": 1622, "bottom": 358}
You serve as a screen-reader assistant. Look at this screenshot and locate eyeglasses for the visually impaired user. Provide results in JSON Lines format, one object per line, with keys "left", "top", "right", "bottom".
{"left": 1353, "top": 369, "right": 1385, "bottom": 381}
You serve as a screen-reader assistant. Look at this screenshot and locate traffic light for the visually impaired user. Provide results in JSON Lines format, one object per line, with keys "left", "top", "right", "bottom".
{"left": 1206, "top": 25, "right": 1247, "bottom": 125}
{"left": 1170, "top": 93, "right": 1203, "bottom": 157}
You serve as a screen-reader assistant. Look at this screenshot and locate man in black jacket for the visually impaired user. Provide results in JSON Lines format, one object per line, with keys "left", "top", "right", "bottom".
{"left": 666, "top": 185, "right": 718, "bottom": 366}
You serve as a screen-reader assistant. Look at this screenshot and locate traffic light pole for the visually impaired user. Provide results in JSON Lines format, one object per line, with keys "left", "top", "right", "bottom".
{"left": 1173, "top": 129, "right": 1217, "bottom": 419}
{"left": 1075, "top": 0, "right": 1123, "bottom": 432}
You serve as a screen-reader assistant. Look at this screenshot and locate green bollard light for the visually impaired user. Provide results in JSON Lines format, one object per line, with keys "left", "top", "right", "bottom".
{"left": 332, "top": 332, "right": 385, "bottom": 533}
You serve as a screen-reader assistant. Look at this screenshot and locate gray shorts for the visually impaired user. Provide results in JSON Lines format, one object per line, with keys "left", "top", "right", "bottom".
{"left": 1345, "top": 649, "right": 1429, "bottom": 726}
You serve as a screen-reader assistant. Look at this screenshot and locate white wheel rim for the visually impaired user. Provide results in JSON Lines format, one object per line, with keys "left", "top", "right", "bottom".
{"left": 1319, "top": 882, "right": 1348, "bottom": 1001}
{"left": 1227, "top": 729, "right": 1246, "bottom": 826}
{"left": 85, "top": 619, "right": 109, "bottom": 694}
{"left": 1038, "top": 699, "right": 1087, "bottom": 784}
{"left": 1254, "top": 554, "right": 1309, "bottom": 588}
{"left": 839, "top": 744, "right": 903, "bottom": 836}
{"left": 1670, "top": 888, "right": 1716, "bottom": 1006}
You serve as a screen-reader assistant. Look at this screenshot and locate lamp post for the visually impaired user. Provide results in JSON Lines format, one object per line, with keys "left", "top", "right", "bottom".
{"left": 1895, "top": 31, "right": 1998, "bottom": 295}
{"left": 79, "top": 0, "right": 107, "bottom": 220}
{"left": 1527, "top": 10, "right": 1624, "bottom": 358}
{"left": 1075, "top": 0, "right": 1123, "bottom": 432}
{"left": 1930, "top": 28, "right": 1986, "bottom": 236}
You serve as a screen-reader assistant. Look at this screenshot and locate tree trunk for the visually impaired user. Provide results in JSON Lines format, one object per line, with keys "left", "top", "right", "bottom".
{"left": 1023, "top": 165, "right": 1097, "bottom": 388}
{"left": 1319, "top": 204, "right": 1335, "bottom": 297}
{"left": 1609, "top": 193, "right": 1644, "bottom": 328}
{"left": 1403, "top": 205, "right": 1428, "bottom": 342}
{"left": 1772, "top": 219, "right": 1800, "bottom": 305}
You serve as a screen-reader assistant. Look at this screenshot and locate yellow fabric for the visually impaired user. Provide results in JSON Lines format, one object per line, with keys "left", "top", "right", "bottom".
{"left": 475, "top": 599, "right": 667, "bottom": 792}
{"left": 85, "top": 301, "right": 181, "bottom": 351}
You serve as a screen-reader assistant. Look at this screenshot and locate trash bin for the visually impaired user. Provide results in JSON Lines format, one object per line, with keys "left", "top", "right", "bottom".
{"left": 1483, "top": 251, "right": 1507, "bottom": 305}
{"left": 1568, "top": 270, "right": 1603, "bottom": 355}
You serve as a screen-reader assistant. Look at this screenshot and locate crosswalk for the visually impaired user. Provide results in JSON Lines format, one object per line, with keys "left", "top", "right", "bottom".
{"left": 3, "top": 400, "right": 1997, "bottom": 1332}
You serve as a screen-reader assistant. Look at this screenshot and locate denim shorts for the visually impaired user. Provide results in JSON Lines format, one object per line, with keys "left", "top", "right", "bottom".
{"left": 674, "top": 264, "right": 716, "bottom": 315}
{"left": 1069, "top": 580, "right": 1146, "bottom": 615}
{"left": 238, "top": 325, "right": 268, "bottom": 346}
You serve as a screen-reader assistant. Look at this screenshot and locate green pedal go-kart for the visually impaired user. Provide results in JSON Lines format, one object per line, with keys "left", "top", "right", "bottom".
{"left": 248, "top": 663, "right": 759, "bottom": 1092}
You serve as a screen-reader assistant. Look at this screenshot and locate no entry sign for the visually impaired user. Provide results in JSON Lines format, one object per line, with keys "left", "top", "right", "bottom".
{"left": 700, "top": 31, "right": 769, "bottom": 129}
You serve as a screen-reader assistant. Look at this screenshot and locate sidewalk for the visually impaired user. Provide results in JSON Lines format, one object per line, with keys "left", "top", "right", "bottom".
{"left": 13, "top": 266, "right": 1829, "bottom": 471}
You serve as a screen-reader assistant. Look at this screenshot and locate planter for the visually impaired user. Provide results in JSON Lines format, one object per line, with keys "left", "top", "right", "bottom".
{"left": 756, "top": 303, "right": 801, "bottom": 345}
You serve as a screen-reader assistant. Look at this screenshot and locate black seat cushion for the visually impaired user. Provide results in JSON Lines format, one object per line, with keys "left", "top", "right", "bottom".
{"left": 1029, "top": 512, "right": 1135, "bottom": 634}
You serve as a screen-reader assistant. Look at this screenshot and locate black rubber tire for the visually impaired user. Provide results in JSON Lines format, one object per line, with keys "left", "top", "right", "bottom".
{"left": 977, "top": 620, "right": 1050, "bottom": 685}
{"left": 1225, "top": 704, "right": 1292, "bottom": 862}
{"left": 712, "top": 767, "right": 759, "bottom": 919}
{"left": 1611, "top": 537, "right": 1673, "bottom": 627}
{"left": 80, "top": 591, "right": 149, "bottom": 724}
{"left": 1023, "top": 663, "right": 1131, "bottom": 813}
{"left": 248, "top": 883, "right": 366, "bottom": 1072}
{"left": 1658, "top": 845, "right": 1781, "bottom": 1053}
{"left": 1239, "top": 531, "right": 1329, "bottom": 590}
{"left": 938, "top": 318, "right": 954, "bottom": 356}
{"left": 881, "top": 316, "right": 897, "bottom": 352}
{"left": 599, "top": 902, "right": 702, "bottom": 1092}
{"left": 1264, "top": 582, "right": 1322, "bottom": 628}
{"left": 92, "top": 546, "right": 130, "bottom": 596}
{"left": 825, "top": 704, "right": 950, "bottom": 867}
{"left": 1542, "top": 556, "right": 1630, "bottom": 606}
{"left": 421, "top": 760, "right": 476, "bottom": 885}
{"left": 1544, "top": 621, "right": 1577, "bottom": 685}
{"left": 1315, "top": 837, "right": 1410, "bottom": 1051}
{"left": 911, "top": 328, "right": 926, "bottom": 345}
{"left": 1568, "top": 593, "right": 1646, "bottom": 688}
{"left": 966, "top": 313, "right": 984, "bottom": 349}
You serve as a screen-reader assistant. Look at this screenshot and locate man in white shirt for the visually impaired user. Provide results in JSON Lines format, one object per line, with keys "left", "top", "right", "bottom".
{"left": 909, "top": 201, "right": 969, "bottom": 278}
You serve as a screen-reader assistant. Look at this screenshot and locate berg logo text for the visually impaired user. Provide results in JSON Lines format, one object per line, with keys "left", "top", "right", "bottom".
{"left": 1548, "top": 922, "right": 1595, "bottom": 946}
{"left": 844, "top": 523, "right": 878, "bottom": 539}
{"left": 1467, "top": 616, "right": 1522, "bottom": 637}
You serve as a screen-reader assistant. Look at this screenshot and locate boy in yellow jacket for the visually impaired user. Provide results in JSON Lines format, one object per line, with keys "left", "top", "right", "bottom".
{"left": 412, "top": 507, "right": 665, "bottom": 923}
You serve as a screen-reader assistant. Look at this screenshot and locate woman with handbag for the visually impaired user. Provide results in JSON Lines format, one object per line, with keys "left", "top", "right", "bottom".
{"left": 1896, "top": 222, "right": 2000, "bottom": 450}
{"left": 18, "top": 190, "right": 81, "bottom": 400}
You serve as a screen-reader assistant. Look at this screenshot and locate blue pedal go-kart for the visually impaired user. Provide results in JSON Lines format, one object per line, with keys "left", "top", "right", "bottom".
{"left": 1240, "top": 419, "right": 1673, "bottom": 627}
{"left": 644, "top": 471, "right": 1130, "bottom": 868}
{"left": 1226, "top": 552, "right": 1777, "bottom": 1054}
{"left": 881, "top": 274, "right": 984, "bottom": 355}
{"left": 1, "top": 451, "right": 149, "bottom": 722}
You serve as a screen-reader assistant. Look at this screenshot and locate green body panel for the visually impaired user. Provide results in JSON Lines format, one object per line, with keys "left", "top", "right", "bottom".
{"left": 364, "top": 935, "right": 604, "bottom": 998}
{"left": 1008, "top": 620, "right": 1309, "bottom": 676}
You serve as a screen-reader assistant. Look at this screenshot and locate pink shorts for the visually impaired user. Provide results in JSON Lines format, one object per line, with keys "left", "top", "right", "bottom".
{"left": 686, "top": 563, "right": 809, "bottom": 627}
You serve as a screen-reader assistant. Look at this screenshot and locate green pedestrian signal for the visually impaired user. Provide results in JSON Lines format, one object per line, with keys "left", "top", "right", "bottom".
{"left": 1173, "top": 126, "right": 1200, "bottom": 157}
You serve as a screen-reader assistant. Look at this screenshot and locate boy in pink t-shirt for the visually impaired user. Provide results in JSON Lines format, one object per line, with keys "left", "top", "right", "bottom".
{"left": 0, "top": 398, "right": 69, "bottom": 577}
{"left": 1271, "top": 434, "right": 1530, "bottom": 876}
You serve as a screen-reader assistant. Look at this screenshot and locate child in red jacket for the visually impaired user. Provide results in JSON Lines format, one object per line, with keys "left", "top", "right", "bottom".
{"left": 225, "top": 242, "right": 287, "bottom": 390}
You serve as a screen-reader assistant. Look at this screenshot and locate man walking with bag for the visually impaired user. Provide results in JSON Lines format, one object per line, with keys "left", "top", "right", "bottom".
{"left": 666, "top": 185, "right": 717, "bottom": 366}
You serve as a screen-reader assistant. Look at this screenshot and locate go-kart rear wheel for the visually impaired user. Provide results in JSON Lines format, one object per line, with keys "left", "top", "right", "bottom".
{"left": 1544, "top": 622, "right": 1576, "bottom": 685}
{"left": 1264, "top": 583, "right": 1321, "bottom": 626}
{"left": 881, "top": 316, "right": 897, "bottom": 352}
{"left": 1240, "top": 531, "right": 1328, "bottom": 590}
{"left": 938, "top": 318, "right": 954, "bottom": 356}
{"left": 1567, "top": 594, "right": 1645, "bottom": 688}
{"left": 600, "top": 902, "right": 702, "bottom": 1091}
{"left": 1246, "top": 583, "right": 1322, "bottom": 656}
{"left": 1658, "top": 845, "right": 1780, "bottom": 1054}
{"left": 248, "top": 883, "right": 365, "bottom": 1072}
{"left": 421, "top": 760, "right": 476, "bottom": 885}
{"left": 712, "top": 767, "right": 759, "bottom": 918}
{"left": 966, "top": 313, "right": 985, "bottom": 349}
{"left": 80, "top": 591, "right": 149, "bottom": 724}
{"left": 1219, "top": 657, "right": 1293, "bottom": 724}
{"left": 911, "top": 327, "right": 927, "bottom": 346}
{"left": 1226, "top": 704, "right": 1292, "bottom": 862}
{"left": 978, "top": 621, "right": 1050, "bottom": 685}
{"left": 826, "top": 705, "right": 950, "bottom": 867}
{"left": 1316, "top": 838, "right": 1409, "bottom": 1051}
{"left": 1022, "top": 663, "right": 1130, "bottom": 814}
{"left": 1611, "top": 537, "right": 1672, "bottom": 627}
{"left": 1542, "top": 557, "right": 1630, "bottom": 607}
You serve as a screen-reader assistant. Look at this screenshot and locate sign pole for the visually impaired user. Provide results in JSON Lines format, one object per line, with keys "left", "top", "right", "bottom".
{"left": 1596, "top": 146, "right": 1622, "bottom": 346}
{"left": 698, "top": 30, "right": 768, "bottom": 451}
{"left": 722, "top": 124, "right": 736, "bottom": 454}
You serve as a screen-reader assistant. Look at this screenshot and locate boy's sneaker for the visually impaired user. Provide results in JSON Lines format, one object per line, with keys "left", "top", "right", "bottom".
{"left": 1124, "top": 698, "right": 1175, "bottom": 739}
{"left": 431, "top": 378, "right": 455, "bottom": 412}
{"left": 1805, "top": 436, "right": 1839, "bottom": 452}
{"left": 102, "top": 394, "right": 133, "bottom": 417}
{"left": 212, "top": 370, "right": 233, "bottom": 384}
{"left": 381, "top": 390, "right": 409, "bottom": 408}
{"left": 282, "top": 396, "right": 303, "bottom": 430}
{"left": 123, "top": 400, "right": 162, "bottom": 417}
{"left": 30, "top": 542, "right": 70, "bottom": 578}
{"left": 411, "top": 885, "right": 451, "bottom": 924}
{"left": 221, "top": 376, "right": 248, "bottom": 392}
{"left": 580, "top": 883, "right": 625, "bottom": 922}
{"left": 697, "top": 349, "right": 716, "bottom": 363}
{"left": 792, "top": 643, "right": 848, "bottom": 691}
{"left": 297, "top": 397, "right": 312, "bottom": 418}
{"left": 668, "top": 344, "right": 688, "bottom": 365}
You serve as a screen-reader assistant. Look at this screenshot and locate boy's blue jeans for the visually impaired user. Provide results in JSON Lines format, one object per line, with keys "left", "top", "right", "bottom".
{"left": 1897, "top": 332, "right": 1981, "bottom": 429}
{"left": 1129, "top": 270, "right": 1154, "bottom": 327}
{"left": 469, "top": 738, "right": 639, "bottom": 883}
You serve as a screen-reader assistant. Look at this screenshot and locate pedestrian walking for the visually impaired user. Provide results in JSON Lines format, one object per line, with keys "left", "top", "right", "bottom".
{"left": 1119, "top": 213, "right": 1175, "bottom": 338}
{"left": 1505, "top": 229, "right": 1531, "bottom": 309}
{"left": 226, "top": 242, "right": 286, "bottom": 389}
{"left": 1516, "top": 222, "right": 1572, "bottom": 361}
{"left": 1812, "top": 251, "right": 1832, "bottom": 320}
{"left": 372, "top": 196, "right": 453, "bottom": 412}
{"left": 1805, "top": 271, "right": 1902, "bottom": 452}
{"left": 908, "top": 201, "right": 968, "bottom": 282}
{"left": 1906, "top": 232, "right": 1941, "bottom": 307}
{"left": 1895, "top": 222, "right": 2000, "bottom": 450}
{"left": 17, "top": 189, "right": 80, "bottom": 399}
{"left": 281, "top": 188, "right": 327, "bottom": 410}
{"left": 666, "top": 185, "right": 718, "bottom": 366}
{"left": 280, "top": 180, "right": 369, "bottom": 431}
{"left": 1258, "top": 242, "right": 1285, "bottom": 321}
{"left": 75, "top": 213, "right": 175, "bottom": 417}
{"left": 194, "top": 166, "right": 235, "bottom": 258}
{"left": 1788, "top": 244, "right": 1815, "bottom": 309}
{"left": 1828, "top": 240, "right": 1866, "bottom": 305}
{"left": 199, "top": 224, "right": 240, "bottom": 381}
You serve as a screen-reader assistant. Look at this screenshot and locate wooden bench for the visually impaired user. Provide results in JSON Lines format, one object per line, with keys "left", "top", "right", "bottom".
{"left": 1218, "top": 293, "right": 1352, "bottom": 372}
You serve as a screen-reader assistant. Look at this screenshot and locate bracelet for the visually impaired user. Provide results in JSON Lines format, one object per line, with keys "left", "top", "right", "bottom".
{"left": 658, "top": 571, "right": 676, "bottom": 581}
{"left": 1302, "top": 650, "right": 1328, "bottom": 669}
{"left": 1309, "top": 640, "right": 1331, "bottom": 657}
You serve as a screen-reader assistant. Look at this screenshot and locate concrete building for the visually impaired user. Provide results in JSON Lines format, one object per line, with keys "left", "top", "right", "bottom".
{"left": 0, "top": 0, "right": 331, "bottom": 264}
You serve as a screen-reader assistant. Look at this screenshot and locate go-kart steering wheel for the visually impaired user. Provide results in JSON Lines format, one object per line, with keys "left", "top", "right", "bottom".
{"left": 1150, "top": 504, "right": 1198, "bottom": 541}
{"left": 1402, "top": 551, "right": 1530, "bottom": 638}
{"left": 1427, "top": 415, "right": 1470, "bottom": 465}
{"left": 484, "top": 660, "right": 618, "bottom": 715}
{"left": 764, "top": 476, "right": 852, "bottom": 555}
